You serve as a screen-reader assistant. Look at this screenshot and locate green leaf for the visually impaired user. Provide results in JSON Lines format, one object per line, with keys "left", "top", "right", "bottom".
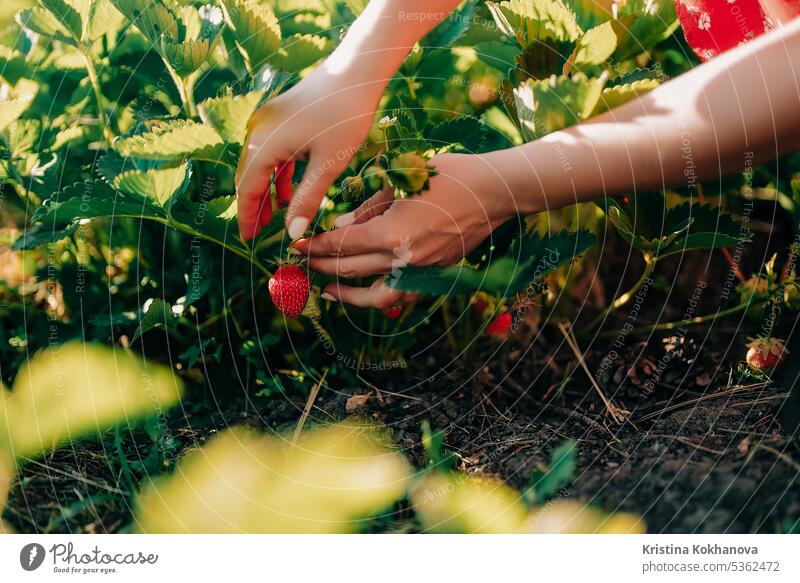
{"left": 162, "top": 37, "right": 214, "bottom": 77}
{"left": 220, "top": 0, "right": 281, "bottom": 71}
{"left": 270, "top": 33, "right": 333, "bottom": 73}
{"left": 342, "top": 0, "right": 367, "bottom": 17}
{"left": 571, "top": 18, "right": 621, "bottom": 69}
{"left": 5, "top": 342, "right": 183, "bottom": 459}
{"left": 592, "top": 78, "right": 660, "bottom": 115}
{"left": 29, "top": 179, "right": 165, "bottom": 233}
{"left": 113, "top": 161, "right": 191, "bottom": 207}
{"left": 16, "top": 6, "right": 74, "bottom": 44}
{"left": 198, "top": 91, "right": 263, "bottom": 144}
{"left": 525, "top": 440, "right": 577, "bottom": 504}
{"left": 598, "top": 192, "right": 743, "bottom": 257}
{"left": 38, "top": 0, "right": 83, "bottom": 41}
{"left": 0, "top": 95, "right": 35, "bottom": 133}
{"left": 513, "top": 74, "right": 604, "bottom": 141}
{"left": 85, "top": 0, "right": 126, "bottom": 41}
{"left": 474, "top": 40, "right": 521, "bottom": 73}
{"left": 132, "top": 298, "right": 176, "bottom": 341}
{"left": 567, "top": 0, "right": 614, "bottom": 31}
{"left": 388, "top": 229, "right": 596, "bottom": 297}
{"left": 614, "top": 0, "right": 679, "bottom": 61}
{"left": 487, "top": 0, "right": 582, "bottom": 48}
{"left": 110, "top": 0, "right": 179, "bottom": 47}
{"left": 427, "top": 116, "right": 487, "bottom": 153}
{"left": 113, "top": 120, "right": 228, "bottom": 163}
{"left": 423, "top": 0, "right": 478, "bottom": 49}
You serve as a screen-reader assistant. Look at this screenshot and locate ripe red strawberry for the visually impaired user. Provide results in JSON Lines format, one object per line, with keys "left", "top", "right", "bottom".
{"left": 486, "top": 312, "right": 512, "bottom": 339}
{"left": 746, "top": 337, "right": 788, "bottom": 372}
{"left": 268, "top": 265, "right": 310, "bottom": 317}
{"left": 382, "top": 305, "right": 404, "bottom": 320}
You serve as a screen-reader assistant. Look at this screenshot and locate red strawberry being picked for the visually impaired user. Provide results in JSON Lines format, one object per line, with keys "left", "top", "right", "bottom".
{"left": 745, "top": 337, "right": 788, "bottom": 372}
{"left": 268, "top": 265, "right": 311, "bottom": 317}
{"left": 486, "top": 312, "right": 512, "bottom": 339}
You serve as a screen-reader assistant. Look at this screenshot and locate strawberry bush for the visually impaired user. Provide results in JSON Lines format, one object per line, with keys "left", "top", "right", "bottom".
{"left": 1, "top": 0, "right": 800, "bottom": 534}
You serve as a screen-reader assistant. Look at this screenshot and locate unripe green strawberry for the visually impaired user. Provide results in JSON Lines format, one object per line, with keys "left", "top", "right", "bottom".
{"left": 340, "top": 175, "right": 364, "bottom": 201}
{"left": 388, "top": 152, "right": 429, "bottom": 193}
{"left": 363, "top": 164, "right": 386, "bottom": 193}
{"left": 745, "top": 337, "right": 788, "bottom": 372}
{"left": 268, "top": 265, "right": 311, "bottom": 317}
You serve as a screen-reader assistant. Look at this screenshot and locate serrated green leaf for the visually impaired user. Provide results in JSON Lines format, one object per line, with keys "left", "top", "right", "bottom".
{"left": 198, "top": 91, "right": 263, "bottom": 144}
{"left": 592, "top": 78, "right": 660, "bottom": 115}
{"left": 388, "top": 229, "right": 596, "bottom": 297}
{"left": 16, "top": 7, "right": 74, "bottom": 44}
{"left": 30, "top": 179, "right": 165, "bottom": 230}
{"left": 487, "top": 0, "right": 582, "bottom": 48}
{"left": 270, "top": 33, "right": 332, "bottom": 73}
{"left": 513, "top": 74, "right": 604, "bottom": 140}
{"left": 0, "top": 95, "right": 35, "bottom": 132}
{"left": 571, "top": 18, "right": 621, "bottom": 69}
{"left": 220, "top": 0, "right": 281, "bottom": 72}
{"left": 598, "top": 192, "right": 743, "bottom": 257}
{"left": 614, "top": 0, "right": 679, "bottom": 61}
{"left": 427, "top": 116, "right": 487, "bottom": 153}
{"left": 113, "top": 161, "right": 191, "bottom": 207}
{"left": 113, "top": 120, "right": 228, "bottom": 163}
{"left": 423, "top": 0, "right": 478, "bottom": 49}
{"left": 3, "top": 119, "right": 41, "bottom": 154}
{"left": 133, "top": 298, "right": 176, "bottom": 341}
{"left": 567, "top": 0, "right": 613, "bottom": 31}
{"left": 474, "top": 40, "right": 521, "bottom": 73}
{"left": 110, "top": 0, "right": 179, "bottom": 47}
{"left": 162, "top": 36, "right": 213, "bottom": 76}
{"left": 39, "top": 0, "right": 83, "bottom": 40}
{"left": 85, "top": 0, "right": 125, "bottom": 41}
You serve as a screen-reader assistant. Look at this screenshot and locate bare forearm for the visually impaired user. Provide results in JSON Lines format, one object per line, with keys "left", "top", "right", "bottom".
{"left": 485, "top": 17, "right": 800, "bottom": 214}
{"left": 323, "top": 0, "right": 463, "bottom": 91}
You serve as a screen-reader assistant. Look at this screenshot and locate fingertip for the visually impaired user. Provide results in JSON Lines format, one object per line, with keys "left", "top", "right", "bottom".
{"left": 287, "top": 217, "right": 309, "bottom": 240}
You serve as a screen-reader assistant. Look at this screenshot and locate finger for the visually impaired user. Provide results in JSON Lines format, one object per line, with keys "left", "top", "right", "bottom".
{"left": 334, "top": 185, "right": 395, "bottom": 228}
{"left": 275, "top": 159, "right": 294, "bottom": 209}
{"left": 292, "top": 219, "right": 389, "bottom": 257}
{"left": 236, "top": 140, "right": 279, "bottom": 240}
{"left": 322, "top": 280, "right": 406, "bottom": 309}
{"left": 286, "top": 152, "right": 346, "bottom": 240}
{"left": 308, "top": 253, "right": 394, "bottom": 278}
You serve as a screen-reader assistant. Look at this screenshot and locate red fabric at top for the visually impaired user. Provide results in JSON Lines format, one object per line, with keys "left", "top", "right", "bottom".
{"left": 675, "top": 0, "right": 771, "bottom": 61}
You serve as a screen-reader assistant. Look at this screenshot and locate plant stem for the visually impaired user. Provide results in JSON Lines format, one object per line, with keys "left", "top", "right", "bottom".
{"left": 601, "top": 301, "right": 754, "bottom": 338}
{"left": 155, "top": 216, "right": 272, "bottom": 278}
{"left": 583, "top": 255, "right": 655, "bottom": 333}
{"left": 81, "top": 51, "right": 114, "bottom": 143}
{"left": 166, "top": 65, "right": 198, "bottom": 118}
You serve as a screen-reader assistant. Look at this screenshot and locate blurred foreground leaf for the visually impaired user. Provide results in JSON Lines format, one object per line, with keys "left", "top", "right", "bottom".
{"left": 135, "top": 421, "right": 411, "bottom": 533}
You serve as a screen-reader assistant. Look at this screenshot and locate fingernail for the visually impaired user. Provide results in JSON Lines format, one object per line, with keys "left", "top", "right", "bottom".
{"left": 288, "top": 247, "right": 302, "bottom": 255}
{"left": 287, "top": 217, "right": 309, "bottom": 240}
{"left": 334, "top": 212, "right": 355, "bottom": 228}
{"left": 321, "top": 293, "right": 337, "bottom": 301}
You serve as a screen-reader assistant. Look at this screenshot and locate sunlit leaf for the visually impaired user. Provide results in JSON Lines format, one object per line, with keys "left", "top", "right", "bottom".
{"left": 487, "top": 0, "right": 582, "bottom": 48}
{"left": 135, "top": 422, "right": 411, "bottom": 533}
{"left": 113, "top": 161, "right": 191, "bottom": 207}
{"left": 198, "top": 91, "right": 263, "bottom": 144}
{"left": 270, "top": 33, "right": 333, "bottom": 73}
{"left": 113, "top": 120, "right": 228, "bottom": 163}
{"left": 592, "top": 77, "right": 660, "bottom": 114}
{"left": 220, "top": 0, "right": 281, "bottom": 71}
{"left": 513, "top": 74, "right": 604, "bottom": 140}
{"left": 5, "top": 343, "right": 183, "bottom": 458}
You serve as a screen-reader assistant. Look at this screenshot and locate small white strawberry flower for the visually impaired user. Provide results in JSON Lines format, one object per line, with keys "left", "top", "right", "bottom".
{"left": 378, "top": 116, "right": 398, "bottom": 131}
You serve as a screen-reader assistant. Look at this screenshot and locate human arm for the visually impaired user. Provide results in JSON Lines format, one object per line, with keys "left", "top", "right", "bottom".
{"left": 235, "top": 0, "right": 463, "bottom": 241}
{"left": 295, "top": 17, "right": 800, "bottom": 308}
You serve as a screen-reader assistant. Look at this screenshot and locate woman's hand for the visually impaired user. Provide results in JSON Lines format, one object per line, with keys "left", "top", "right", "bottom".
{"left": 291, "top": 153, "right": 527, "bottom": 308}
{"left": 235, "top": 66, "right": 383, "bottom": 241}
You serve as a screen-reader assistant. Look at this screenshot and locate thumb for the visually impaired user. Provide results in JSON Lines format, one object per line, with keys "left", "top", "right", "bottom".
{"left": 286, "top": 152, "right": 345, "bottom": 240}
{"left": 334, "top": 185, "right": 395, "bottom": 228}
